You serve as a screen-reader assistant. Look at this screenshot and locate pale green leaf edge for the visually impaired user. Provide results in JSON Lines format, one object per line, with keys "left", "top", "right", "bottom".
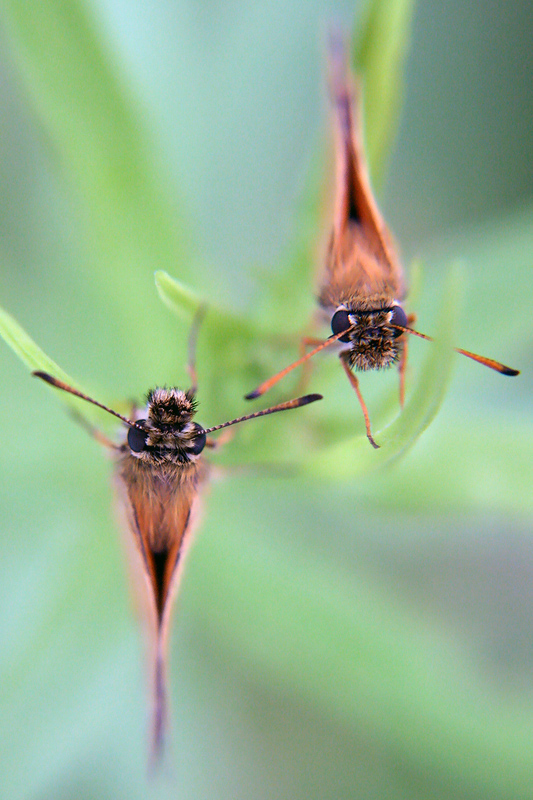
{"left": 155, "top": 270, "right": 272, "bottom": 340}
{"left": 154, "top": 271, "right": 202, "bottom": 322}
{"left": 354, "top": 0, "right": 416, "bottom": 185}
{"left": 0, "top": 307, "right": 74, "bottom": 381}
{"left": 0, "top": 306, "right": 102, "bottom": 425}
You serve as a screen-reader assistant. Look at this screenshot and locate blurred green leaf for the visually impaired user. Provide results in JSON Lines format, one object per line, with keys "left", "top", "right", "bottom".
{"left": 0, "top": 305, "right": 102, "bottom": 425}
{"left": 354, "top": 0, "right": 416, "bottom": 186}
{"left": 0, "top": 0, "right": 195, "bottom": 375}
{"left": 0, "top": 306, "right": 69, "bottom": 378}
{"left": 155, "top": 271, "right": 203, "bottom": 323}
{"left": 155, "top": 270, "right": 264, "bottom": 340}
{"left": 189, "top": 516, "right": 533, "bottom": 800}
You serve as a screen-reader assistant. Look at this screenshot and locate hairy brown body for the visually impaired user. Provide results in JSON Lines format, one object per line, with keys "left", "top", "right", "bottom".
{"left": 320, "top": 224, "right": 403, "bottom": 312}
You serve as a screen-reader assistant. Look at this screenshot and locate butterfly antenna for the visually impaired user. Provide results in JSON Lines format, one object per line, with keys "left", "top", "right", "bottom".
{"left": 187, "top": 304, "right": 207, "bottom": 395}
{"left": 33, "top": 372, "right": 144, "bottom": 429}
{"left": 202, "top": 393, "right": 322, "bottom": 435}
{"left": 391, "top": 326, "right": 519, "bottom": 376}
{"left": 245, "top": 327, "right": 353, "bottom": 400}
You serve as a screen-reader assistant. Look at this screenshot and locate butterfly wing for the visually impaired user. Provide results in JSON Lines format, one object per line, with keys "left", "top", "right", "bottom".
{"left": 320, "top": 36, "right": 405, "bottom": 309}
{"left": 117, "top": 456, "right": 208, "bottom": 761}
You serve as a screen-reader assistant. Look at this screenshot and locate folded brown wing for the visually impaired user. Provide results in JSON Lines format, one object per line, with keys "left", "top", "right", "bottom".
{"left": 320, "top": 40, "right": 404, "bottom": 308}
{"left": 119, "top": 458, "right": 207, "bottom": 626}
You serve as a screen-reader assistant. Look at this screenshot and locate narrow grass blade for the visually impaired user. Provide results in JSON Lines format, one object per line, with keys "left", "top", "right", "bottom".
{"left": 354, "top": 0, "right": 416, "bottom": 186}
{"left": 0, "top": 305, "right": 111, "bottom": 426}
{"left": 0, "top": 0, "right": 194, "bottom": 344}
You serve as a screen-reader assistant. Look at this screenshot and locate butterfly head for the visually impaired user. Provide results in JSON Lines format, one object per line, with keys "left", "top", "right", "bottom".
{"left": 331, "top": 303, "right": 408, "bottom": 371}
{"left": 127, "top": 388, "right": 206, "bottom": 463}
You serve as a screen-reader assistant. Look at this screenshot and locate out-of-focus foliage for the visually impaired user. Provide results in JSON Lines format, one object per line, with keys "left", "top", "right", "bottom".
{"left": 1, "top": 0, "right": 432, "bottom": 463}
{"left": 0, "top": 0, "right": 531, "bottom": 798}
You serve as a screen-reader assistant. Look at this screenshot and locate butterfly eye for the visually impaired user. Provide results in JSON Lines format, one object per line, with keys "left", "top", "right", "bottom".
{"left": 127, "top": 421, "right": 148, "bottom": 453}
{"left": 188, "top": 422, "right": 206, "bottom": 455}
{"left": 390, "top": 305, "right": 408, "bottom": 336}
{"left": 331, "top": 309, "right": 352, "bottom": 342}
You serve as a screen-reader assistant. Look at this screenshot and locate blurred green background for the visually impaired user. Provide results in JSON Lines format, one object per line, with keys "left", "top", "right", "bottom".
{"left": 0, "top": 1, "right": 532, "bottom": 798}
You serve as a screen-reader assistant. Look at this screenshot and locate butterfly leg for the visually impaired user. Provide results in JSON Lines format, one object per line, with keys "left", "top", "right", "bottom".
{"left": 302, "top": 336, "right": 326, "bottom": 349}
{"left": 67, "top": 410, "right": 120, "bottom": 450}
{"left": 294, "top": 335, "right": 326, "bottom": 394}
{"left": 398, "top": 312, "right": 417, "bottom": 408}
{"left": 187, "top": 304, "right": 207, "bottom": 395}
{"left": 339, "top": 352, "right": 379, "bottom": 449}
{"left": 204, "top": 428, "right": 234, "bottom": 450}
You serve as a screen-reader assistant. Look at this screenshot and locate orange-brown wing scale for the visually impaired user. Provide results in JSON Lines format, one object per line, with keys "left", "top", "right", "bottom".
{"left": 120, "top": 455, "right": 208, "bottom": 625}
{"left": 319, "top": 51, "right": 404, "bottom": 310}
{"left": 117, "top": 454, "right": 208, "bottom": 760}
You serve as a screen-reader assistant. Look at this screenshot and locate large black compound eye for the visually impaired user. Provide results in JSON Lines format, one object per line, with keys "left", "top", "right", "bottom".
{"left": 127, "top": 420, "right": 148, "bottom": 453}
{"left": 331, "top": 309, "right": 352, "bottom": 343}
{"left": 390, "top": 305, "right": 408, "bottom": 337}
{"left": 188, "top": 422, "right": 207, "bottom": 455}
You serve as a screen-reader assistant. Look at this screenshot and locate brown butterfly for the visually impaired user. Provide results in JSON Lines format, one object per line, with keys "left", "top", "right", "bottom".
{"left": 245, "top": 33, "right": 519, "bottom": 448}
{"left": 33, "top": 311, "right": 321, "bottom": 763}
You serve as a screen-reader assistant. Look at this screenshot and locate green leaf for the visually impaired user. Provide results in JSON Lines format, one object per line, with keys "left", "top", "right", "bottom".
{"left": 154, "top": 271, "right": 203, "bottom": 322}
{"left": 155, "top": 270, "right": 262, "bottom": 339}
{"left": 0, "top": 306, "right": 72, "bottom": 379}
{"left": 354, "top": 0, "right": 416, "bottom": 186}
{"left": 0, "top": 305, "right": 114, "bottom": 428}
{"left": 0, "top": 0, "right": 194, "bottom": 374}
